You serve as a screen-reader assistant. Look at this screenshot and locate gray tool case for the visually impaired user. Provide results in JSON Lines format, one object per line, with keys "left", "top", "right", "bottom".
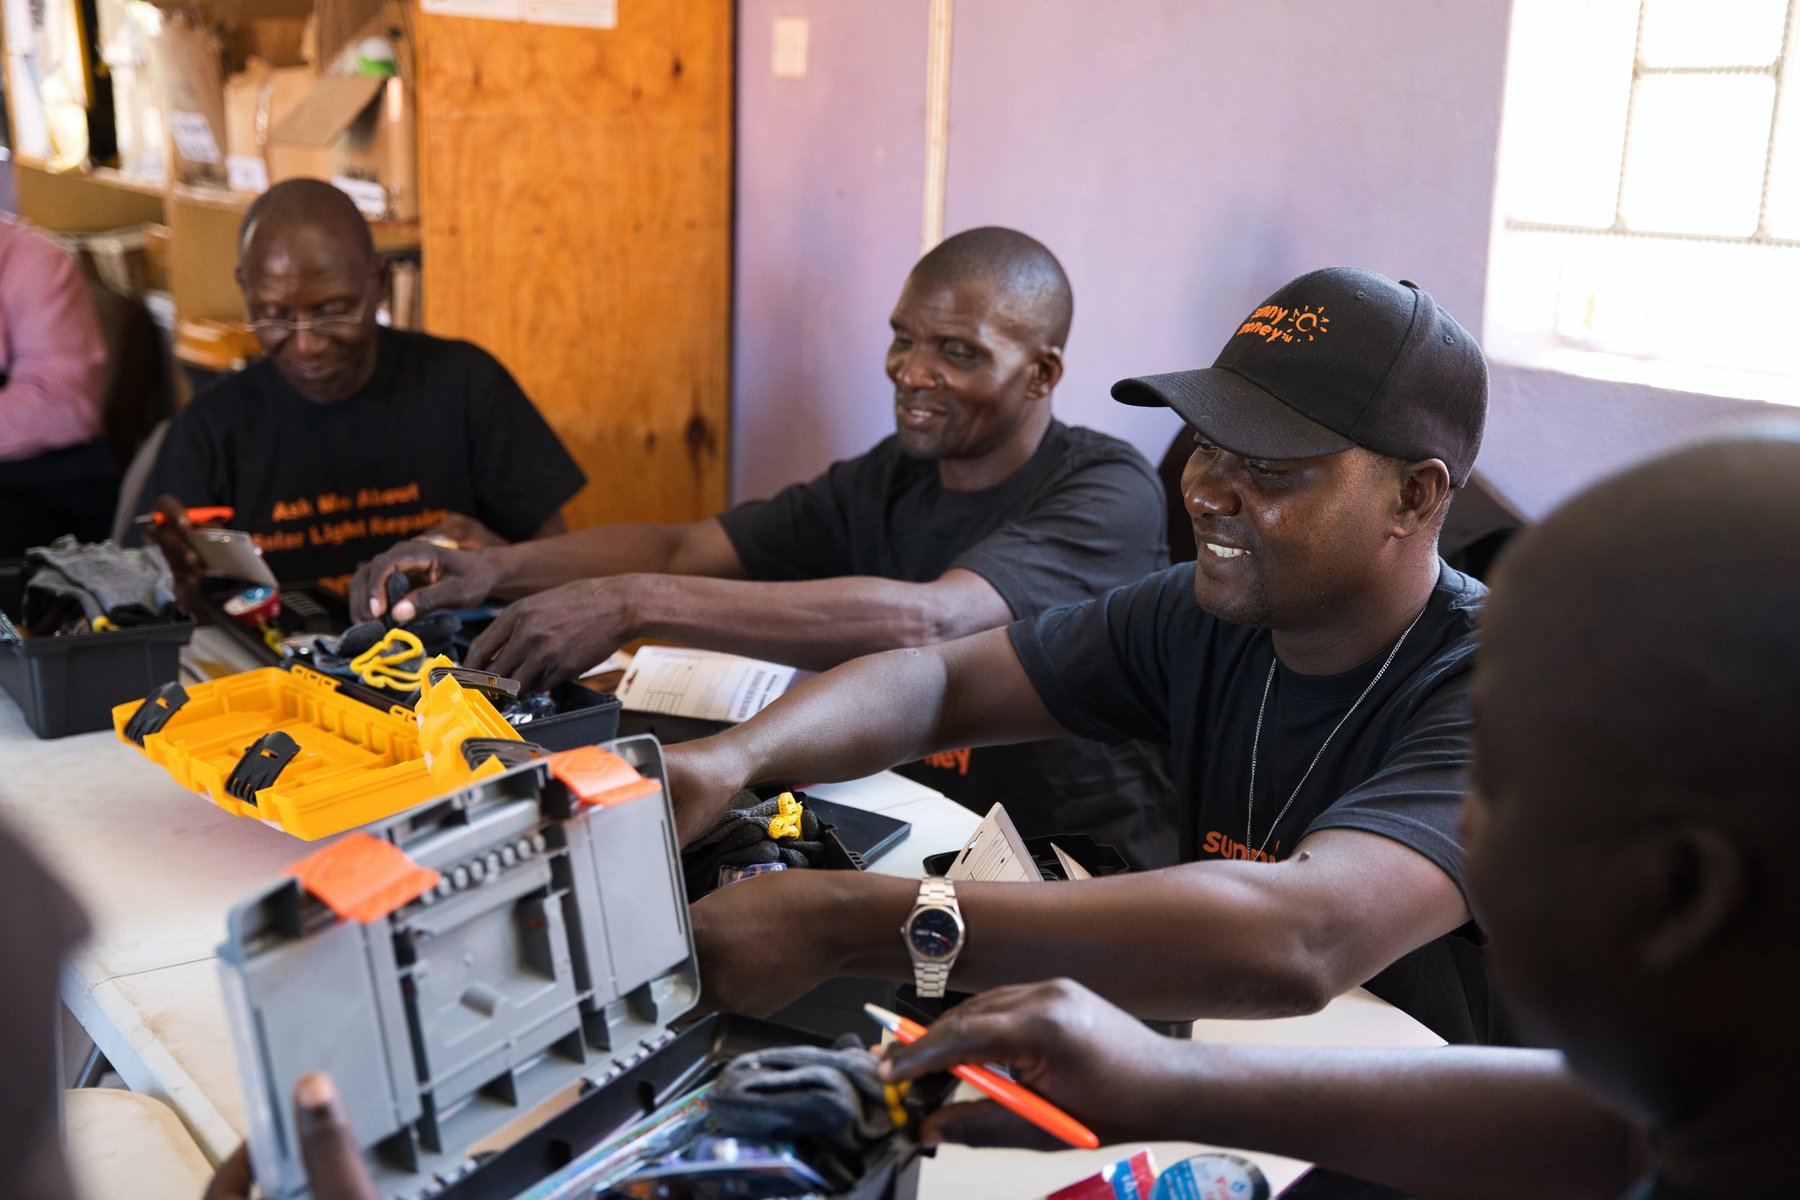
{"left": 218, "top": 734, "right": 929, "bottom": 1200}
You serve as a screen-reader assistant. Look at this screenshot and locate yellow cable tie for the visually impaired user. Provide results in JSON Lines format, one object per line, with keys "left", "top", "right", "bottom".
{"left": 767, "top": 790, "right": 804, "bottom": 840}
{"left": 349, "top": 628, "right": 427, "bottom": 691}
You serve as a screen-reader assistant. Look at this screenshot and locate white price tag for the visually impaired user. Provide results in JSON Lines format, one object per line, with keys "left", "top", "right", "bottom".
{"left": 332, "top": 176, "right": 388, "bottom": 217}
{"left": 521, "top": 0, "right": 615, "bottom": 27}
{"left": 227, "top": 154, "right": 269, "bottom": 194}
{"left": 169, "top": 111, "right": 221, "bottom": 164}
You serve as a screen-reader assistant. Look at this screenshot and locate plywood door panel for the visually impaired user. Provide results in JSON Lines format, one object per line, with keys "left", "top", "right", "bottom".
{"left": 416, "top": 0, "right": 732, "bottom": 530}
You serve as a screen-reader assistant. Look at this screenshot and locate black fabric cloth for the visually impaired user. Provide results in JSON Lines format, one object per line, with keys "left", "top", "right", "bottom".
{"left": 711, "top": 1044, "right": 895, "bottom": 1152}
{"left": 0, "top": 822, "right": 88, "bottom": 1200}
{"left": 682, "top": 789, "right": 826, "bottom": 899}
{"left": 1009, "top": 560, "right": 1501, "bottom": 1044}
{"left": 138, "top": 329, "right": 585, "bottom": 600}
{"left": 717, "top": 420, "right": 1178, "bottom": 869}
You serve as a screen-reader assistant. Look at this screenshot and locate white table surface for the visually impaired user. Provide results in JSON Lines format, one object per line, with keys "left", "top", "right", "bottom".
{"left": 2, "top": 676, "right": 1443, "bottom": 1198}
{"left": 63, "top": 1089, "right": 213, "bottom": 1200}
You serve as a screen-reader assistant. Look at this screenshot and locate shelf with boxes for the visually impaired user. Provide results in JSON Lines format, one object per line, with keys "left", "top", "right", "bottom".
{"left": 4, "top": 0, "right": 421, "bottom": 345}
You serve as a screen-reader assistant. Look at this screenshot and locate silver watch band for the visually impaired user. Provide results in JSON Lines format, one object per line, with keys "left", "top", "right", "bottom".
{"left": 911, "top": 877, "right": 960, "bottom": 999}
{"left": 918, "top": 876, "right": 956, "bottom": 909}
{"left": 915, "top": 960, "right": 952, "bottom": 998}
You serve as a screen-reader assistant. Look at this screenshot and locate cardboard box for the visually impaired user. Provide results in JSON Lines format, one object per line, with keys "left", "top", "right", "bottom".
{"left": 141, "top": 6, "right": 227, "bottom": 187}
{"left": 225, "top": 12, "right": 307, "bottom": 66}
{"left": 267, "top": 73, "right": 416, "bottom": 221}
{"left": 223, "top": 56, "right": 311, "bottom": 193}
{"left": 99, "top": 0, "right": 169, "bottom": 182}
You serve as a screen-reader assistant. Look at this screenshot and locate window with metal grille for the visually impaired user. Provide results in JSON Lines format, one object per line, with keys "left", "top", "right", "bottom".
{"left": 1487, "top": 0, "right": 1800, "bottom": 396}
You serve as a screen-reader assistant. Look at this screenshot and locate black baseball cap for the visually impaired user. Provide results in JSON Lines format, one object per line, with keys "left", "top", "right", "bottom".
{"left": 1112, "top": 267, "right": 1487, "bottom": 485}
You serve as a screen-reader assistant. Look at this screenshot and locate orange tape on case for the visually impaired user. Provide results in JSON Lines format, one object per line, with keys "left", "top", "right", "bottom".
{"left": 288, "top": 832, "right": 442, "bottom": 923}
{"left": 549, "top": 746, "right": 660, "bottom": 808}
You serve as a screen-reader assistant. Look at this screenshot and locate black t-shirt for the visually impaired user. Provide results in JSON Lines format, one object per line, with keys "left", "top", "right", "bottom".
{"left": 1010, "top": 560, "right": 1503, "bottom": 1043}
{"left": 142, "top": 329, "right": 586, "bottom": 598}
{"left": 718, "top": 420, "right": 1180, "bottom": 869}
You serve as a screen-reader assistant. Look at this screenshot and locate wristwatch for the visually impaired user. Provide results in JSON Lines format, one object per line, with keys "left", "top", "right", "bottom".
{"left": 901, "top": 878, "right": 964, "bottom": 998}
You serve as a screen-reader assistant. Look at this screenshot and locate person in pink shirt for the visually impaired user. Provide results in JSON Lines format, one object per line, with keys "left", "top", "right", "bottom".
{"left": 0, "top": 215, "right": 114, "bottom": 554}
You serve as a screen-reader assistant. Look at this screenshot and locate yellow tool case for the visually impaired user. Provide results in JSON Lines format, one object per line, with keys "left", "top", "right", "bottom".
{"left": 111, "top": 660, "right": 538, "bottom": 839}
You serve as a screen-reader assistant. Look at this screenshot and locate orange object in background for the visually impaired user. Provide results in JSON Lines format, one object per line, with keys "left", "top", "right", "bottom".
{"left": 175, "top": 318, "right": 262, "bottom": 373}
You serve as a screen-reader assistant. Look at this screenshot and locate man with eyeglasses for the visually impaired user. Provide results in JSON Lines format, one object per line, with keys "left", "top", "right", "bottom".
{"left": 139, "top": 178, "right": 584, "bottom": 605}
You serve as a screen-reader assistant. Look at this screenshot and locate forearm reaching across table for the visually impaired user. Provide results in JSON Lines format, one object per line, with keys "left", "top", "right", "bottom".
{"left": 461, "top": 568, "right": 1018, "bottom": 687}
{"left": 353, "top": 517, "right": 744, "bottom": 621}
{"left": 664, "top": 627, "right": 1063, "bottom": 836}
{"left": 878, "top": 980, "right": 1643, "bottom": 1200}
{"left": 688, "top": 827, "right": 1467, "bottom": 1021}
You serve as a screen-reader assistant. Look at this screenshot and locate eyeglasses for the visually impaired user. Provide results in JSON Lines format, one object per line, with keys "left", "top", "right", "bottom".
{"left": 244, "top": 294, "right": 370, "bottom": 341}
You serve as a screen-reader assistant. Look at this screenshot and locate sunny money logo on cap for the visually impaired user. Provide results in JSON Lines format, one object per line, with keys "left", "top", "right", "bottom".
{"left": 1235, "top": 304, "right": 1330, "bottom": 346}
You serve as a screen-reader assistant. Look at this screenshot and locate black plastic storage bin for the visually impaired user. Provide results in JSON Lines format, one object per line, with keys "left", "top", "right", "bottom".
{"left": 0, "top": 560, "right": 194, "bottom": 738}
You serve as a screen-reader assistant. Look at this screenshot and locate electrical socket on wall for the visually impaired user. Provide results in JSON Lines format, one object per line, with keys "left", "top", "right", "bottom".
{"left": 773, "top": 15, "right": 808, "bottom": 79}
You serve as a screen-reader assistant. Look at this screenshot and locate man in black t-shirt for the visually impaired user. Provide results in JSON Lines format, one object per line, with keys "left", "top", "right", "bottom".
{"left": 353, "top": 228, "right": 1174, "bottom": 867}
{"left": 667, "top": 268, "right": 1501, "bottom": 1043}
{"left": 141, "top": 179, "right": 585, "bottom": 602}
{"left": 875, "top": 432, "right": 1800, "bottom": 1200}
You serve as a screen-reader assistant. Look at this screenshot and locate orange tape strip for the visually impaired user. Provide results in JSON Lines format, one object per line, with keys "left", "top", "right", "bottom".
{"left": 549, "top": 746, "right": 660, "bottom": 808}
{"left": 287, "top": 832, "right": 442, "bottom": 923}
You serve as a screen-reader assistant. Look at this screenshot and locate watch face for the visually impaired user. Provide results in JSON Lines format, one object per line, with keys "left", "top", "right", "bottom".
{"left": 907, "top": 906, "right": 961, "bottom": 961}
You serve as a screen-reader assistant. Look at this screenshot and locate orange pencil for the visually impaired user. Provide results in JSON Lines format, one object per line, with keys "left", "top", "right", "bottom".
{"left": 864, "top": 1002, "right": 1101, "bottom": 1150}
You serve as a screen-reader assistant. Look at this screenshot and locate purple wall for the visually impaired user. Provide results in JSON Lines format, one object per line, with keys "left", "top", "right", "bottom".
{"left": 938, "top": 0, "right": 1511, "bottom": 471}
{"left": 731, "top": 2, "right": 928, "bottom": 501}
{"left": 731, "top": 1, "right": 1784, "bottom": 516}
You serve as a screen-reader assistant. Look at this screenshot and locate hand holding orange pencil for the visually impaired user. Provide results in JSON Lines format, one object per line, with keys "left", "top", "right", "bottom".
{"left": 863, "top": 1003, "right": 1101, "bottom": 1150}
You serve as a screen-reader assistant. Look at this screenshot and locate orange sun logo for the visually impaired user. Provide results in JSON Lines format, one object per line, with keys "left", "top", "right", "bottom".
{"left": 1289, "top": 306, "right": 1329, "bottom": 342}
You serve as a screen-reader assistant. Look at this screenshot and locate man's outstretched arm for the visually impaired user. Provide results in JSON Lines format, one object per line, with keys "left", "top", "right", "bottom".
{"left": 688, "top": 827, "right": 1465, "bottom": 1021}
{"left": 667, "top": 631, "right": 1468, "bottom": 1021}
{"left": 664, "top": 626, "right": 1066, "bottom": 838}
{"left": 878, "top": 980, "right": 1644, "bottom": 1200}
{"left": 351, "top": 516, "right": 745, "bottom": 620}
{"left": 463, "top": 567, "right": 1016, "bottom": 687}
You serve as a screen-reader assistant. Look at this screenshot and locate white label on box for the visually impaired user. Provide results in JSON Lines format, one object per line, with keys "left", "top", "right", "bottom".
{"left": 522, "top": 0, "right": 616, "bottom": 29}
{"left": 169, "top": 111, "right": 221, "bottom": 164}
{"left": 420, "top": 0, "right": 521, "bottom": 20}
{"left": 227, "top": 154, "right": 269, "bottom": 194}
{"left": 331, "top": 176, "right": 388, "bottom": 218}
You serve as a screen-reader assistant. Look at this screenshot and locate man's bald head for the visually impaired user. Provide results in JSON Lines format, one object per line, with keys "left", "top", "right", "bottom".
{"left": 235, "top": 179, "right": 382, "bottom": 404}
{"left": 1469, "top": 426, "right": 1800, "bottom": 1126}
{"left": 239, "top": 178, "right": 375, "bottom": 269}
{"left": 909, "top": 227, "right": 1073, "bottom": 348}
{"left": 1484, "top": 427, "right": 1800, "bottom": 820}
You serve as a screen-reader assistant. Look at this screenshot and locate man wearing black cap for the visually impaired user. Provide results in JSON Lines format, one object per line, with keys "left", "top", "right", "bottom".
{"left": 669, "top": 267, "right": 1501, "bottom": 1044}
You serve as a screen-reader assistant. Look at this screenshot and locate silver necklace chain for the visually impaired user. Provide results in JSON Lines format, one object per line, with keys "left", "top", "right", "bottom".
{"left": 1245, "top": 604, "right": 1430, "bottom": 856}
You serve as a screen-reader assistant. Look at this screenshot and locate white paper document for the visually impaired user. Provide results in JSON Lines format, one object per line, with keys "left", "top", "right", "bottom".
{"left": 1049, "top": 843, "right": 1093, "bottom": 881}
{"left": 615, "top": 646, "right": 797, "bottom": 723}
{"left": 944, "top": 804, "right": 1043, "bottom": 883}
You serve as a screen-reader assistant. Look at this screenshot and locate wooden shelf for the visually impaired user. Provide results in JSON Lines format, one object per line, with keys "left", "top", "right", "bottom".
{"left": 87, "top": 165, "right": 169, "bottom": 197}
{"left": 11, "top": 158, "right": 167, "bottom": 233}
{"left": 12, "top": 156, "right": 168, "bottom": 197}
{"left": 168, "top": 182, "right": 249, "bottom": 213}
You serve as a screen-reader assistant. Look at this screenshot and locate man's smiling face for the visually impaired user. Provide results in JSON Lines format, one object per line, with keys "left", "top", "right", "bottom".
{"left": 1181, "top": 433, "right": 1405, "bottom": 631}
{"left": 885, "top": 276, "right": 1046, "bottom": 466}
